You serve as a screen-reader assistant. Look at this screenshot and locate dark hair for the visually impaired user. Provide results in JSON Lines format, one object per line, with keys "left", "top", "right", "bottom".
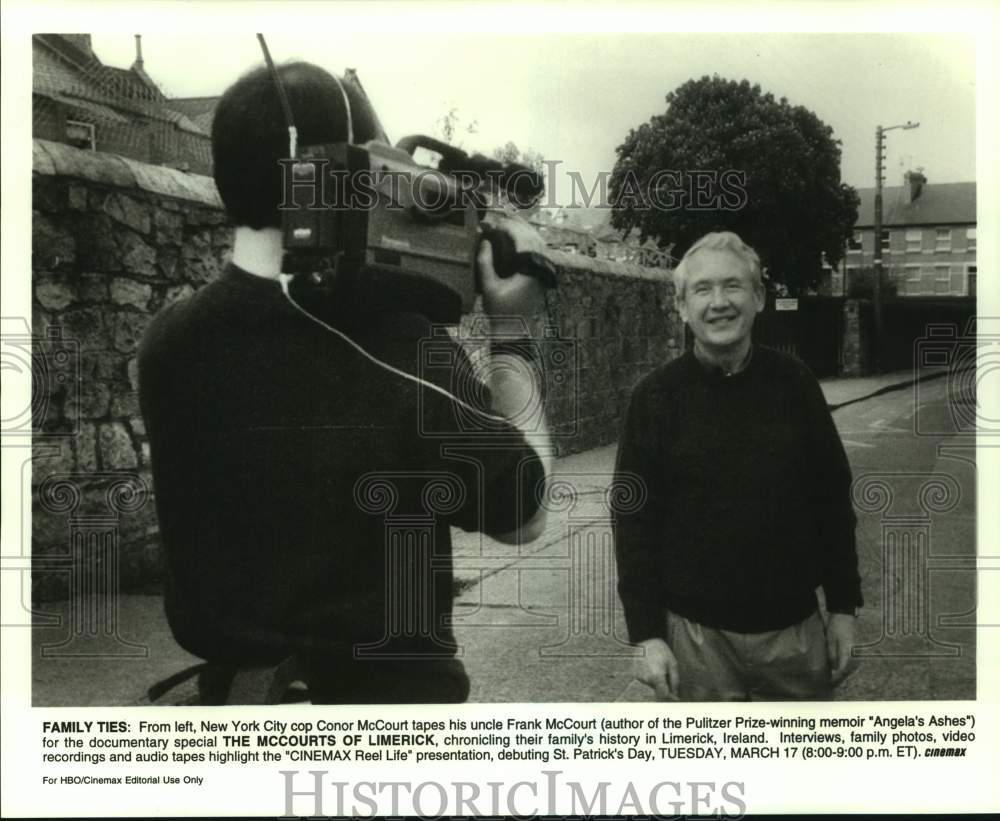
{"left": 212, "top": 61, "right": 377, "bottom": 229}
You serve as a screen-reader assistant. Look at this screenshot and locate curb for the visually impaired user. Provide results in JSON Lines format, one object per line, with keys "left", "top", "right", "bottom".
{"left": 827, "top": 368, "right": 953, "bottom": 412}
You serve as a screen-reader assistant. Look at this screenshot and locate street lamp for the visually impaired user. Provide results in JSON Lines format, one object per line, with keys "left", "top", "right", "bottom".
{"left": 873, "top": 120, "right": 919, "bottom": 373}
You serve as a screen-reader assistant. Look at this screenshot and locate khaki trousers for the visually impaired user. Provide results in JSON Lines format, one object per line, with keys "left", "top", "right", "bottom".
{"left": 666, "top": 609, "right": 833, "bottom": 701}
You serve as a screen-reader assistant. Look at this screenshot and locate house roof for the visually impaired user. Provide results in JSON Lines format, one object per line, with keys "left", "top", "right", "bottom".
{"left": 33, "top": 34, "right": 205, "bottom": 134}
{"left": 168, "top": 97, "right": 220, "bottom": 135}
{"left": 854, "top": 181, "right": 975, "bottom": 228}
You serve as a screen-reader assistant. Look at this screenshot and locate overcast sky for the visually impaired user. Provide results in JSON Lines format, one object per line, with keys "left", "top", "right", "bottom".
{"left": 87, "top": 31, "right": 975, "bottom": 199}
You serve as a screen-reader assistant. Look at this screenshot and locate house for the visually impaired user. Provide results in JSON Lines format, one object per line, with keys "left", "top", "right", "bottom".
{"left": 33, "top": 34, "right": 212, "bottom": 174}
{"left": 836, "top": 172, "right": 976, "bottom": 297}
{"left": 532, "top": 207, "right": 673, "bottom": 268}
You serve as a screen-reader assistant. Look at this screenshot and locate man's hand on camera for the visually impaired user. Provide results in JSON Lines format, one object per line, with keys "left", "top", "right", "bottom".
{"left": 474, "top": 217, "right": 553, "bottom": 546}
{"left": 478, "top": 218, "right": 547, "bottom": 338}
{"left": 637, "top": 637, "right": 680, "bottom": 701}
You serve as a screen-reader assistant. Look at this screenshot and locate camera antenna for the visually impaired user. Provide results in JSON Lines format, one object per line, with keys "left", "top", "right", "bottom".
{"left": 256, "top": 33, "right": 298, "bottom": 158}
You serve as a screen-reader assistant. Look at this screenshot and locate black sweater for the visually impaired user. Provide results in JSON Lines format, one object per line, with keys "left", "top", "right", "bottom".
{"left": 139, "top": 264, "right": 543, "bottom": 665}
{"left": 613, "top": 346, "right": 862, "bottom": 640}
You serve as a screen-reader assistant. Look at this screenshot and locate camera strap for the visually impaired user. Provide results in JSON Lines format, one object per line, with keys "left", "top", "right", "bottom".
{"left": 277, "top": 273, "right": 509, "bottom": 423}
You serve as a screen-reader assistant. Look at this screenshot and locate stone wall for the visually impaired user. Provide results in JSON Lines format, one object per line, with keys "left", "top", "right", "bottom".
{"left": 28, "top": 139, "right": 682, "bottom": 602}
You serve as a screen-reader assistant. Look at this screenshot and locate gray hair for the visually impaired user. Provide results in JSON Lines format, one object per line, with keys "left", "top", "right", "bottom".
{"left": 672, "top": 231, "right": 763, "bottom": 299}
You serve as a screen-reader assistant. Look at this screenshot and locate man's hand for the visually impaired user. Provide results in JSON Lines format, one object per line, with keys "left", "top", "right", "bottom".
{"left": 636, "top": 637, "right": 680, "bottom": 701}
{"left": 478, "top": 218, "right": 547, "bottom": 335}
{"left": 827, "top": 613, "right": 859, "bottom": 686}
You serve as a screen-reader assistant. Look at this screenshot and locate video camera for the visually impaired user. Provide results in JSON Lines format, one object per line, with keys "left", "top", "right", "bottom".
{"left": 260, "top": 38, "right": 556, "bottom": 324}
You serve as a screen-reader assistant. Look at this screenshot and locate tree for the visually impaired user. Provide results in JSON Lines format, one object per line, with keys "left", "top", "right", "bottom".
{"left": 491, "top": 140, "right": 545, "bottom": 173}
{"left": 609, "top": 75, "right": 859, "bottom": 293}
{"left": 435, "top": 106, "right": 478, "bottom": 148}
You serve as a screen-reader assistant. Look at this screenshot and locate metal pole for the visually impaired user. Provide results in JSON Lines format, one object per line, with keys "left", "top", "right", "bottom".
{"left": 873, "top": 125, "right": 884, "bottom": 374}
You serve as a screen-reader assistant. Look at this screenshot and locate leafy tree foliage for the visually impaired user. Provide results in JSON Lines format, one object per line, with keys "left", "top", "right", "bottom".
{"left": 492, "top": 140, "right": 545, "bottom": 173}
{"left": 609, "top": 76, "right": 859, "bottom": 292}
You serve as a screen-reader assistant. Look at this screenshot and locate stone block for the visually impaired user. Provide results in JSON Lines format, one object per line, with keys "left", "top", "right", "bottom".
{"left": 31, "top": 306, "right": 53, "bottom": 340}
{"left": 110, "top": 391, "right": 140, "bottom": 419}
{"left": 32, "top": 140, "right": 57, "bottom": 176}
{"left": 60, "top": 307, "right": 107, "bottom": 351}
{"left": 182, "top": 231, "right": 220, "bottom": 285}
{"left": 78, "top": 273, "right": 109, "bottom": 302}
{"left": 187, "top": 206, "right": 227, "bottom": 226}
{"left": 99, "top": 422, "right": 138, "bottom": 469}
{"left": 163, "top": 283, "right": 195, "bottom": 306}
{"left": 127, "top": 357, "right": 140, "bottom": 391}
{"left": 76, "top": 422, "right": 98, "bottom": 472}
{"left": 66, "top": 381, "right": 111, "bottom": 420}
{"left": 76, "top": 214, "right": 122, "bottom": 272}
{"left": 32, "top": 211, "right": 76, "bottom": 271}
{"left": 32, "top": 176, "right": 64, "bottom": 212}
{"left": 32, "top": 439, "right": 75, "bottom": 485}
{"left": 157, "top": 246, "right": 181, "bottom": 280}
{"left": 81, "top": 351, "right": 125, "bottom": 382}
{"left": 103, "top": 192, "right": 151, "bottom": 234}
{"left": 109, "top": 311, "right": 151, "bottom": 354}
{"left": 110, "top": 278, "right": 152, "bottom": 310}
{"left": 154, "top": 208, "right": 184, "bottom": 245}
{"left": 68, "top": 184, "right": 88, "bottom": 211}
{"left": 120, "top": 233, "right": 157, "bottom": 278}
{"left": 35, "top": 279, "right": 76, "bottom": 311}
{"left": 41, "top": 140, "right": 135, "bottom": 188}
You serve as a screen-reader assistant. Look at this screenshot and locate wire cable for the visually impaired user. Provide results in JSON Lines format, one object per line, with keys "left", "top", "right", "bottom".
{"left": 277, "top": 274, "right": 510, "bottom": 423}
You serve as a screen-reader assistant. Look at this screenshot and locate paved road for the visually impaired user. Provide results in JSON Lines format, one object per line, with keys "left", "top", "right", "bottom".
{"left": 453, "top": 376, "right": 977, "bottom": 702}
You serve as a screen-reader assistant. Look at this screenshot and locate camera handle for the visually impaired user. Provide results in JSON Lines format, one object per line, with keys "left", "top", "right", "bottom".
{"left": 395, "top": 134, "right": 469, "bottom": 167}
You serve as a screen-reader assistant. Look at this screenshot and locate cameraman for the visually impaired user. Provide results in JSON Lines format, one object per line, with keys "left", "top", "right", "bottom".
{"left": 138, "top": 62, "right": 552, "bottom": 704}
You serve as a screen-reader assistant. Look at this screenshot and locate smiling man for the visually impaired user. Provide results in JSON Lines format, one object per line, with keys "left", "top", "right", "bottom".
{"left": 613, "top": 231, "right": 862, "bottom": 701}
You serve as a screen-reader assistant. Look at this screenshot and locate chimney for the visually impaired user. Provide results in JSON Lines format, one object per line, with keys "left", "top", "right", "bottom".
{"left": 905, "top": 170, "right": 927, "bottom": 203}
{"left": 133, "top": 34, "right": 144, "bottom": 70}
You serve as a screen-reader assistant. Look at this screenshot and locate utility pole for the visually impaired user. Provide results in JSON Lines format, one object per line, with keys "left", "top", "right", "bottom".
{"left": 873, "top": 126, "right": 885, "bottom": 374}
{"left": 872, "top": 121, "right": 919, "bottom": 374}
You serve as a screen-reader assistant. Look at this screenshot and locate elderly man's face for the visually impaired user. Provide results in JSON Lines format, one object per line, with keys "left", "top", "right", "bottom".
{"left": 677, "top": 249, "right": 765, "bottom": 356}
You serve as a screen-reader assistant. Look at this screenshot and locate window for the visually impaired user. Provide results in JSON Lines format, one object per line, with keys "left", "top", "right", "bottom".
{"left": 847, "top": 232, "right": 863, "bottom": 252}
{"left": 905, "top": 229, "right": 922, "bottom": 253}
{"left": 966, "top": 227, "right": 976, "bottom": 251}
{"left": 933, "top": 264, "right": 951, "bottom": 294}
{"left": 880, "top": 229, "right": 891, "bottom": 252}
{"left": 904, "top": 264, "right": 921, "bottom": 282}
{"left": 935, "top": 228, "right": 952, "bottom": 252}
{"left": 65, "top": 119, "right": 95, "bottom": 151}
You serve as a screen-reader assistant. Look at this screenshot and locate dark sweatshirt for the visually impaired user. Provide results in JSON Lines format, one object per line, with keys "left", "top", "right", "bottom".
{"left": 139, "top": 263, "right": 544, "bottom": 666}
{"left": 613, "top": 346, "right": 862, "bottom": 641}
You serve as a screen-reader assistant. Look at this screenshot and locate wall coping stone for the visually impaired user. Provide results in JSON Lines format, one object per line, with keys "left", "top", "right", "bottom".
{"left": 33, "top": 139, "right": 221, "bottom": 208}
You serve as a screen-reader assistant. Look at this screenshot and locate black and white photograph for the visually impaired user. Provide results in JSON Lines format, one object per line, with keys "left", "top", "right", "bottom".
{"left": 2, "top": 1, "right": 998, "bottom": 817}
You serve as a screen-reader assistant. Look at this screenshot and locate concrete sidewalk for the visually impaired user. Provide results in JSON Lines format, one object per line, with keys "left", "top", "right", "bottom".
{"left": 30, "top": 365, "right": 949, "bottom": 706}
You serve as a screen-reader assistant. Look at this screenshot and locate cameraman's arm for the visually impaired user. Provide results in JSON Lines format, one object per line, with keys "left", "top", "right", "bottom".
{"left": 478, "top": 232, "right": 553, "bottom": 544}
